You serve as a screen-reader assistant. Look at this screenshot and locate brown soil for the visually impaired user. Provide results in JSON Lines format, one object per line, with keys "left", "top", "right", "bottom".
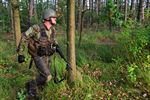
{"left": 97, "top": 37, "right": 117, "bottom": 45}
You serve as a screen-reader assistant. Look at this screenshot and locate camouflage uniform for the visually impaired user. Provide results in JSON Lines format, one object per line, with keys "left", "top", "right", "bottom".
{"left": 18, "top": 24, "right": 57, "bottom": 98}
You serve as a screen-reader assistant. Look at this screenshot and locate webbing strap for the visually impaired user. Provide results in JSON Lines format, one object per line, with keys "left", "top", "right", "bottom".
{"left": 38, "top": 24, "right": 48, "bottom": 38}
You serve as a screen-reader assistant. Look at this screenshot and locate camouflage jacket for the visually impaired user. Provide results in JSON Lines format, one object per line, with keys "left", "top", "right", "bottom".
{"left": 17, "top": 24, "right": 58, "bottom": 56}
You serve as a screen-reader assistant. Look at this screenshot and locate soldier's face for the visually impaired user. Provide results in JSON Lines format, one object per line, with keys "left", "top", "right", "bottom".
{"left": 50, "top": 17, "right": 57, "bottom": 25}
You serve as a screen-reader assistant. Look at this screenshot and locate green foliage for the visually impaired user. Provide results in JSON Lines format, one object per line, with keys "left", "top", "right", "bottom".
{"left": 113, "top": 25, "right": 150, "bottom": 89}
{"left": 0, "top": 23, "right": 150, "bottom": 99}
{"left": 104, "top": 0, "right": 124, "bottom": 27}
{"left": 0, "top": 78, "right": 15, "bottom": 99}
{"left": 16, "top": 89, "right": 26, "bottom": 100}
{"left": 0, "top": 4, "right": 11, "bottom": 32}
{"left": 127, "top": 63, "right": 138, "bottom": 83}
{"left": 115, "top": 26, "right": 149, "bottom": 62}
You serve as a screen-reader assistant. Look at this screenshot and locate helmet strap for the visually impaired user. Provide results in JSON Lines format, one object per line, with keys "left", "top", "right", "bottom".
{"left": 44, "top": 17, "right": 55, "bottom": 25}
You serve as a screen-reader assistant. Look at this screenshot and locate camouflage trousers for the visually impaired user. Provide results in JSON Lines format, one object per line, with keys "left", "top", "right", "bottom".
{"left": 26, "top": 56, "right": 52, "bottom": 98}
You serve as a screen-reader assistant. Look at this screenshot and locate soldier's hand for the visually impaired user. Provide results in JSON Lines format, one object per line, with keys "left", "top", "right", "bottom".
{"left": 18, "top": 55, "right": 25, "bottom": 63}
{"left": 66, "top": 63, "right": 72, "bottom": 71}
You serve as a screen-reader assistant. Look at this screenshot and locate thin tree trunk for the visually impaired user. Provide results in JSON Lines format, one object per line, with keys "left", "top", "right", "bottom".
{"left": 11, "top": 0, "right": 21, "bottom": 47}
{"left": 131, "top": 0, "right": 136, "bottom": 10}
{"left": 67, "top": 0, "right": 76, "bottom": 86}
{"left": 77, "top": 0, "right": 82, "bottom": 32}
{"left": 95, "top": 0, "right": 99, "bottom": 15}
{"left": 146, "top": 0, "right": 149, "bottom": 8}
{"left": 78, "top": 0, "right": 86, "bottom": 46}
{"left": 107, "top": 0, "right": 112, "bottom": 32}
{"left": 78, "top": 0, "right": 82, "bottom": 46}
{"left": 34, "top": 0, "right": 39, "bottom": 23}
{"left": 55, "top": 0, "right": 59, "bottom": 12}
{"left": 7, "top": 0, "right": 14, "bottom": 34}
{"left": 130, "top": 0, "right": 136, "bottom": 19}
{"left": 137, "top": 0, "right": 144, "bottom": 23}
{"left": 146, "top": 0, "right": 149, "bottom": 19}
{"left": 28, "top": 0, "right": 34, "bottom": 27}
{"left": 124, "top": 0, "right": 128, "bottom": 22}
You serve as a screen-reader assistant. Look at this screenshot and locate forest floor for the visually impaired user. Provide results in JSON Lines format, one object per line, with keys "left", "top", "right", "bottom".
{"left": 0, "top": 31, "right": 150, "bottom": 99}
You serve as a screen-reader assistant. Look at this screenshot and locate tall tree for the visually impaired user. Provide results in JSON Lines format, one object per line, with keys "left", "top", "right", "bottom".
{"left": 77, "top": 0, "right": 82, "bottom": 32}
{"left": 146, "top": 0, "right": 149, "bottom": 8}
{"left": 107, "top": 0, "right": 113, "bottom": 31}
{"left": 95, "top": 0, "right": 100, "bottom": 15}
{"left": 146, "top": 0, "right": 149, "bottom": 19}
{"left": 11, "top": 0, "right": 21, "bottom": 47}
{"left": 67, "top": 0, "right": 76, "bottom": 85}
{"left": 55, "top": 0, "right": 58, "bottom": 11}
{"left": 124, "top": 0, "right": 128, "bottom": 22}
{"left": 137, "top": 0, "right": 144, "bottom": 23}
{"left": 8, "top": 0, "right": 14, "bottom": 33}
{"left": 78, "top": 0, "right": 86, "bottom": 46}
{"left": 131, "top": 0, "right": 136, "bottom": 11}
{"left": 28, "top": 0, "right": 34, "bottom": 26}
{"left": 130, "top": 0, "right": 136, "bottom": 19}
{"left": 77, "top": 0, "right": 82, "bottom": 46}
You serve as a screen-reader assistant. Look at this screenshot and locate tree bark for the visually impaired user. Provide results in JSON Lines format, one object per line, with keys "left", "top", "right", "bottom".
{"left": 78, "top": 0, "right": 86, "bottom": 46}
{"left": 67, "top": 0, "right": 76, "bottom": 86}
{"left": 146, "top": 0, "right": 149, "bottom": 19}
{"left": 137, "top": 0, "right": 144, "bottom": 23}
{"left": 11, "top": 0, "right": 21, "bottom": 47}
{"left": 131, "top": 0, "right": 136, "bottom": 10}
{"left": 95, "top": 0, "right": 99, "bottom": 15}
{"left": 124, "top": 0, "right": 128, "bottom": 22}
{"left": 146, "top": 0, "right": 149, "bottom": 8}
{"left": 28, "top": 0, "right": 34, "bottom": 27}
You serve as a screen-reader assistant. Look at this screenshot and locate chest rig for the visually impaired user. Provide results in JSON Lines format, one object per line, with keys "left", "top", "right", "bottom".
{"left": 28, "top": 24, "right": 56, "bottom": 57}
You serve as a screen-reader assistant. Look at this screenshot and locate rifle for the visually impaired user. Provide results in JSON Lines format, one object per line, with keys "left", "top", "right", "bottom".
{"left": 55, "top": 44, "right": 72, "bottom": 70}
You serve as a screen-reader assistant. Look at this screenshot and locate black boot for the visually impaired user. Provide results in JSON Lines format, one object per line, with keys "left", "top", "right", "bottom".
{"left": 26, "top": 80, "right": 39, "bottom": 100}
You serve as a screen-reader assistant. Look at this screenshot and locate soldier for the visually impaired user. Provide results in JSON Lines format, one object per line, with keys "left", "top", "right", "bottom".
{"left": 17, "top": 8, "right": 70, "bottom": 99}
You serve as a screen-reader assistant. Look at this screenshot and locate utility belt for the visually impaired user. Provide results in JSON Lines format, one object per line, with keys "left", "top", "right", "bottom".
{"left": 37, "top": 44, "right": 56, "bottom": 56}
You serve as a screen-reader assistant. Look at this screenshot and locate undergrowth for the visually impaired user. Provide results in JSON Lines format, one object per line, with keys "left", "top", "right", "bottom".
{"left": 0, "top": 24, "right": 150, "bottom": 99}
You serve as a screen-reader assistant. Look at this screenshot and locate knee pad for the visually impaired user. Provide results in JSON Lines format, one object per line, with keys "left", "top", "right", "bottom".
{"left": 46, "top": 75, "right": 52, "bottom": 82}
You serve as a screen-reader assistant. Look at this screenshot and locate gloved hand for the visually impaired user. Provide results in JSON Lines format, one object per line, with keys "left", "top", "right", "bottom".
{"left": 18, "top": 55, "right": 25, "bottom": 63}
{"left": 66, "top": 63, "right": 72, "bottom": 71}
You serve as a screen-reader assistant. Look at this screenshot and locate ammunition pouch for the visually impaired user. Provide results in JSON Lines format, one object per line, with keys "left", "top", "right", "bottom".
{"left": 37, "top": 44, "right": 56, "bottom": 56}
{"left": 28, "top": 38, "right": 38, "bottom": 57}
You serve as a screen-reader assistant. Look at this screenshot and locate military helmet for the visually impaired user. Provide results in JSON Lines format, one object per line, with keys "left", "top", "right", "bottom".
{"left": 42, "top": 8, "right": 56, "bottom": 20}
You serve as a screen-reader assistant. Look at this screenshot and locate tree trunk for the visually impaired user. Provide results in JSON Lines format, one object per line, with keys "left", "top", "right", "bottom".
{"left": 78, "top": 0, "right": 82, "bottom": 46}
{"left": 130, "top": 0, "right": 136, "bottom": 19}
{"left": 67, "top": 0, "right": 76, "bottom": 86}
{"left": 146, "top": 0, "right": 149, "bottom": 8}
{"left": 95, "top": 0, "right": 99, "bottom": 15}
{"left": 115, "top": 0, "right": 120, "bottom": 10}
{"left": 34, "top": 0, "right": 39, "bottom": 23}
{"left": 146, "top": 0, "right": 149, "bottom": 19}
{"left": 78, "top": 0, "right": 86, "bottom": 47}
{"left": 11, "top": 0, "right": 21, "bottom": 47}
{"left": 28, "top": 0, "right": 34, "bottom": 27}
{"left": 55, "top": 0, "right": 59, "bottom": 12}
{"left": 137, "top": 0, "right": 144, "bottom": 23}
{"left": 77, "top": 0, "right": 82, "bottom": 32}
{"left": 107, "top": 0, "right": 112, "bottom": 32}
{"left": 124, "top": 0, "right": 128, "bottom": 22}
{"left": 7, "top": 0, "right": 14, "bottom": 34}
{"left": 131, "top": 0, "right": 136, "bottom": 10}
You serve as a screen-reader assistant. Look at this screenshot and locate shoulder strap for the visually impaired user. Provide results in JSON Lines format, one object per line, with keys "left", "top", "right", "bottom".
{"left": 38, "top": 24, "right": 48, "bottom": 38}
{"left": 50, "top": 27, "right": 56, "bottom": 40}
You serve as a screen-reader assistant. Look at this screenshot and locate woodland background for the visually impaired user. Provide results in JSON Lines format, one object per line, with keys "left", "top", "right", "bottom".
{"left": 0, "top": 0, "right": 150, "bottom": 99}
